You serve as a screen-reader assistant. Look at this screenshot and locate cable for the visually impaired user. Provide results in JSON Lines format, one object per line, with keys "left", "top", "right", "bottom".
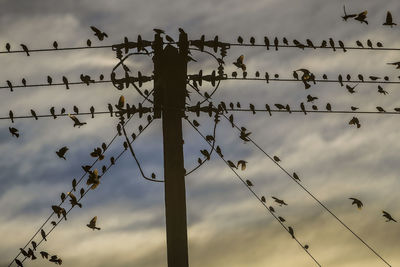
{"left": 185, "top": 118, "right": 321, "bottom": 267}
{"left": 0, "top": 80, "right": 112, "bottom": 91}
{"left": 1, "top": 111, "right": 111, "bottom": 121}
{"left": 0, "top": 44, "right": 113, "bottom": 55}
{"left": 221, "top": 108, "right": 400, "bottom": 115}
{"left": 11, "top": 118, "right": 154, "bottom": 267}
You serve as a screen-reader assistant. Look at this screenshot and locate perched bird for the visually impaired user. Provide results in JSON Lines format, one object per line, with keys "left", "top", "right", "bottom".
{"left": 87, "top": 169, "right": 100, "bottom": 189}
{"left": 293, "top": 172, "right": 301, "bottom": 181}
{"left": 283, "top": 37, "right": 288, "bottom": 45}
{"left": 326, "top": 103, "right": 332, "bottom": 111}
{"left": 7, "top": 80, "right": 13, "bottom": 92}
{"left": 9, "top": 110, "right": 14, "bottom": 123}
{"left": 341, "top": 5, "right": 356, "bottom": 21}
{"left": 72, "top": 178, "right": 77, "bottom": 191}
{"left": 261, "top": 196, "right": 266, "bottom": 203}
{"left": 356, "top": 40, "right": 364, "bottom": 48}
{"left": 73, "top": 105, "right": 79, "bottom": 114}
{"left": 237, "top": 160, "right": 247, "bottom": 171}
{"left": 376, "top": 106, "right": 386, "bottom": 112}
{"left": 306, "top": 39, "right": 315, "bottom": 49}
{"left": 233, "top": 55, "right": 246, "bottom": 71}
{"left": 367, "top": 39, "right": 373, "bottom": 49}
{"left": 20, "top": 248, "right": 29, "bottom": 257}
{"left": 53, "top": 41, "right": 58, "bottom": 49}
{"left": 349, "top": 197, "right": 363, "bottom": 209}
{"left": 278, "top": 216, "right": 286, "bottom": 222}
{"left": 20, "top": 44, "right": 30, "bottom": 56}
{"left": 69, "top": 114, "right": 87, "bottom": 127}
{"left": 62, "top": 76, "right": 69, "bottom": 89}
{"left": 60, "top": 108, "right": 66, "bottom": 115}
{"left": 300, "top": 102, "right": 306, "bottom": 115}
{"left": 346, "top": 84, "right": 358, "bottom": 94}
{"left": 387, "top": 61, "right": 400, "bottom": 69}
{"left": 80, "top": 74, "right": 94, "bottom": 85}
{"left": 9, "top": 127, "right": 19, "bottom": 138}
{"left": 377, "top": 85, "right": 388, "bottom": 95}
{"left": 108, "top": 103, "right": 113, "bottom": 117}
{"left": 358, "top": 74, "right": 364, "bottom": 82}
{"left": 87, "top": 216, "right": 101, "bottom": 230}
{"left": 22, "top": 78, "right": 26, "bottom": 86}
{"left": 355, "top": 10, "right": 368, "bottom": 24}
{"left": 273, "top": 155, "right": 280, "bottom": 162}
{"left": 274, "top": 37, "right": 279, "bottom": 50}
{"left": 87, "top": 39, "right": 92, "bottom": 47}
{"left": 382, "top": 211, "right": 397, "bottom": 222}
{"left": 269, "top": 206, "right": 275, "bottom": 212}
{"left": 51, "top": 221, "right": 57, "bottom": 226}
{"left": 69, "top": 192, "right": 82, "bottom": 208}
{"left": 265, "top": 104, "right": 272, "bottom": 116}
{"left": 41, "top": 229, "right": 47, "bottom": 241}
{"left": 50, "top": 107, "right": 57, "bottom": 119}
{"left": 5, "top": 43, "right": 11, "bottom": 52}
{"left": 249, "top": 103, "right": 255, "bottom": 114}
{"left": 275, "top": 104, "right": 285, "bottom": 110}
{"left": 349, "top": 117, "right": 361, "bottom": 128}
{"left": 351, "top": 106, "right": 359, "bottom": 111}
{"left": 15, "top": 259, "right": 23, "bottom": 267}
{"left": 321, "top": 40, "right": 327, "bottom": 48}
{"left": 250, "top": 37, "right": 255, "bottom": 45}
{"left": 237, "top": 36, "right": 243, "bottom": 44}
{"left": 40, "top": 251, "right": 49, "bottom": 259}
{"left": 227, "top": 160, "right": 238, "bottom": 169}
{"left": 288, "top": 226, "right": 295, "bottom": 238}
{"left": 90, "top": 106, "right": 95, "bottom": 118}
{"left": 240, "top": 129, "right": 251, "bottom": 142}
{"left": 56, "top": 146, "right": 68, "bottom": 160}
{"left": 369, "top": 76, "right": 381, "bottom": 81}
{"left": 285, "top": 104, "right": 291, "bottom": 114}
{"left": 329, "top": 38, "right": 336, "bottom": 51}
{"left": 272, "top": 196, "right": 288, "bottom": 206}
{"left": 307, "top": 95, "right": 318, "bottom": 102}
{"left": 31, "top": 109, "right": 38, "bottom": 120}
{"left": 338, "top": 40, "right": 346, "bottom": 52}
{"left": 383, "top": 11, "right": 396, "bottom": 27}
{"left": 246, "top": 180, "right": 253, "bottom": 186}
{"left": 293, "top": 71, "right": 299, "bottom": 80}
{"left": 90, "top": 26, "right": 108, "bottom": 41}
{"left": 264, "top": 36, "right": 270, "bottom": 50}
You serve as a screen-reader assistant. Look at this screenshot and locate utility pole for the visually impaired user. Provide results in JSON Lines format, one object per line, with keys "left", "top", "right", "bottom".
{"left": 153, "top": 32, "right": 189, "bottom": 267}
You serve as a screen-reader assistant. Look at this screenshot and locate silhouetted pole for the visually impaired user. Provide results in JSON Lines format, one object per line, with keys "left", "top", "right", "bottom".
{"left": 153, "top": 32, "right": 189, "bottom": 267}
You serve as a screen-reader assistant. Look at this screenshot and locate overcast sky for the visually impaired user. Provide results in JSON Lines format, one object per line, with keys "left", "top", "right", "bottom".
{"left": 1, "top": 0, "right": 400, "bottom": 266}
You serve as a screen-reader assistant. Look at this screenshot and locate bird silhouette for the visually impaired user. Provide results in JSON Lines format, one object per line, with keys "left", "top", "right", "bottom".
{"left": 5, "top": 43, "right": 11, "bottom": 52}
{"left": 272, "top": 196, "right": 288, "bottom": 206}
{"left": 50, "top": 107, "right": 57, "bottom": 119}
{"left": 369, "top": 76, "right": 381, "bottom": 81}
{"left": 351, "top": 106, "right": 359, "bottom": 111}
{"left": 273, "top": 155, "right": 280, "bottom": 162}
{"left": 356, "top": 40, "right": 364, "bottom": 48}
{"left": 249, "top": 103, "right": 255, "bottom": 114}
{"left": 233, "top": 55, "right": 246, "bottom": 71}
{"left": 80, "top": 188, "right": 85, "bottom": 197}
{"left": 265, "top": 104, "right": 272, "bottom": 116}
{"left": 15, "top": 259, "right": 23, "bottom": 267}
{"left": 377, "top": 85, "right": 388, "bottom": 95}
{"left": 264, "top": 36, "right": 270, "bottom": 50}
{"left": 69, "top": 192, "right": 82, "bottom": 208}
{"left": 321, "top": 40, "right": 327, "bottom": 48}
{"left": 293, "top": 39, "right": 305, "bottom": 50}
{"left": 367, "top": 39, "right": 373, "bottom": 49}
{"left": 9, "top": 127, "right": 19, "bottom": 138}
{"left": 283, "top": 37, "right": 288, "bottom": 45}
{"left": 80, "top": 74, "right": 94, "bottom": 85}
{"left": 227, "top": 160, "right": 237, "bottom": 169}
{"left": 41, "top": 229, "right": 47, "bottom": 241}
{"left": 377, "top": 42, "right": 383, "bottom": 48}
{"left": 40, "top": 251, "right": 49, "bottom": 259}
{"left": 21, "top": 78, "right": 26, "bottom": 86}
{"left": 292, "top": 172, "right": 301, "bottom": 181}
{"left": 307, "top": 95, "right": 318, "bottom": 102}
{"left": 87, "top": 216, "right": 101, "bottom": 230}
{"left": 355, "top": 11, "right": 368, "bottom": 24}
{"left": 7, "top": 80, "right": 13, "bottom": 92}
{"left": 269, "top": 206, "right": 275, "bottom": 212}
{"left": 326, "top": 103, "right": 332, "bottom": 111}
{"left": 299, "top": 102, "right": 306, "bottom": 115}
{"left": 69, "top": 114, "right": 87, "bottom": 128}
{"left": 346, "top": 74, "right": 351, "bottom": 81}
{"left": 394, "top": 108, "right": 400, "bottom": 112}
{"left": 349, "top": 117, "right": 361, "bottom": 128}
{"left": 51, "top": 221, "right": 57, "bottom": 226}
{"left": 346, "top": 84, "right": 358, "bottom": 94}
{"left": 349, "top": 197, "right": 363, "bottom": 209}
{"left": 47, "top": 75, "right": 52, "bottom": 85}
{"left": 87, "top": 169, "right": 100, "bottom": 189}
{"left": 107, "top": 103, "right": 113, "bottom": 117}
{"left": 53, "top": 41, "right": 58, "bottom": 49}
{"left": 240, "top": 129, "right": 251, "bottom": 142}
{"left": 274, "top": 37, "right": 279, "bottom": 50}
{"left": 274, "top": 104, "right": 285, "bottom": 110}
{"left": 338, "top": 40, "right": 346, "bottom": 52}
{"left": 87, "top": 39, "right": 92, "bottom": 47}
{"left": 278, "top": 216, "right": 286, "bottom": 222}
{"left": 382, "top": 211, "right": 397, "bottom": 222}
{"left": 341, "top": 5, "right": 356, "bottom": 21}
{"left": 20, "top": 44, "right": 30, "bottom": 56}
{"left": 56, "top": 146, "right": 68, "bottom": 160}
{"left": 285, "top": 104, "right": 291, "bottom": 114}
{"left": 288, "top": 226, "right": 295, "bottom": 238}
{"left": 90, "top": 106, "right": 95, "bottom": 118}
{"left": 73, "top": 105, "right": 79, "bottom": 114}
{"left": 250, "top": 37, "right": 255, "bottom": 45}
{"left": 261, "top": 196, "right": 266, "bottom": 203}
{"left": 27, "top": 248, "right": 36, "bottom": 260}
{"left": 293, "top": 71, "right": 299, "bottom": 80}
{"left": 237, "top": 36, "right": 243, "bottom": 44}
{"left": 246, "top": 179, "right": 253, "bottom": 186}
{"left": 90, "top": 26, "right": 108, "bottom": 41}
{"left": 90, "top": 147, "right": 104, "bottom": 160}
{"left": 237, "top": 160, "right": 247, "bottom": 171}
{"left": 20, "top": 248, "right": 28, "bottom": 257}
{"left": 61, "top": 76, "right": 69, "bottom": 89}
{"left": 383, "top": 11, "right": 396, "bottom": 27}
{"left": 9, "top": 110, "right": 14, "bottom": 123}
{"left": 329, "top": 38, "right": 336, "bottom": 51}
{"left": 376, "top": 106, "right": 386, "bottom": 112}
{"left": 306, "top": 39, "right": 315, "bottom": 49}
{"left": 72, "top": 178, "right": 77, "bottom": 192}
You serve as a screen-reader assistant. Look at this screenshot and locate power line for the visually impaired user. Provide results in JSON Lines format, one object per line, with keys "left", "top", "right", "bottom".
{"left": 0, "top": 80, "right": 112, "bottom": 91}
{"left": 221, "top": 77, "right": 400, "bottom": 85}
{"left": 0, "top": 44, "right": 113, "bottom": 55}
{"left": 185, "top": 118, "right": 322, "bottom": 267}
{"left": 222, "top": 108, "right": 400, "bottom": 115}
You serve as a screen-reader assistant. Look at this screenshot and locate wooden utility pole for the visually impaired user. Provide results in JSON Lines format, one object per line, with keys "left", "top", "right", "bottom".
{"left": 153, "top": 32, "right": 189, "bottom": 267}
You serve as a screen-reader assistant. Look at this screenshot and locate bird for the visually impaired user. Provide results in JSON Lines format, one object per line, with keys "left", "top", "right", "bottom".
{"left": 269, "top": 206, "right": 275, "bottom": 212}
{"left": 306, "top": 39, "right": 315, "bottom": 49}
{"left": 394, "top": 108, "right": 400, "bottom": 112}
{"left": 369, "top": 76, "right": 381, "bottom": 81}
{"left": 376, "top": 106, "right": 386, "bottom": 112}
{"left": 246, "top": 180, "right": 253, "bottom": 186}
{"left": 15, "top": 259, "right": 23, "bottom": 267}
{"left": 237, "top": 160, "right": 247, "bottom": 171}
{"left": 274, "top": 37, "right": 279, "bottom": 50}
{"left": 293, "top": 71, "right": 299, "bottom": 80}
{"left": 20, "top": 248, "right": 29, "bottom": 257}
{"left": 387, "top": 61, "right": 400, "bottom": 69}
{"left": 274, "top": 104, "right": 285, "bottom": 110}
{"left": 283, "top": 37, "right": 288, "bottom": 45}
{"left": 265, "top": 104, "right": 272, "bottom": 116}
{"left": 349, "top": 117, "right": 361, "bottom": 128}
{"left": 249, "top": 103, "right": 256, "bottom": 114}
{"left": 107, "top": 103, "right": 113, "bottom": 117}
{"left": 273, "top": 155, "right": 280, "bottom": 162}
{"left": 31, "top": 241, "right": 37, "bottom": 251}
{"left": 382, "top": 211, "right": 397, "bottom": 222}
{"left": 72, "top": 178, "right": 77, "bottom": 191}
{"left": 261, "top": 196, "right": 266, "bottom": 203}
{"left": 9, "top": 110, "right": 14, "bottom": 123}
{"left": 56, "top": 146, "right": 68, "bottom": 160}
{"left": 87, "top": 216, "right": 101, "bottom": 230}
{"left": 293, "top": 172, "right": 301, "bottom": 181}
{"left": 278, "top": 216, "right": 286, "bottom": 222}
{"left": 300, "top": 102, "right": 307, "bottom": 115}
{"left": 69, "top": 192, "right": 82, "bottom": 208}
{"left": 20, "top": 44, "right": 30, "bottom": 56}
{"left": 87, "top": 169, "right": 100, "bottom": 189}
{"left": 272, "top": 196, "right": 288, "bottom": 206}
{"left": 62, "top": 76, "right": 69, "bottom": 89}
{"left": 351, "top": 106, "right": 359, "bottom": 111}
{"left": 227, "top": 160, "right": 238, "bottom": 169}
{"left": 233, "top": 55, "right": 246, "bottom": 71}
{"left": 87, "top": 39, "right": 92, "bottom": 47}
{"left": 307, "top": 95, "right": 318, "bottom": 102}
{"left": 46, "top": 75, "right": 52, "bottom": 85}
{"left": 69, "top": 114, "right": 87, "bottom": 128}
{"left": 73, "top": 105, "right": 79, "bottom": 114}
{"left": 240, "top": 129, "right": 251, "bottom": 142}
{"left": 60, "top": 108, "right": 66, "bottom": 115}
{"left": 153, "top": 28, "right": 165, "bottom": 34}
{"left": 358, "top": 74, "right": 364, "bottom": 82}
{"left": 250, "top": 37, "right": 255, "bottom": 45}
{"left": 51, "top": 221, "right": 57, "bottom": 226}
{"left": 321, "top": 40, "right": 327, "bottom": 48}
{"left": 40, "top": 251, "right": 49, "bottom": 259}
{"left": 288, "top": 226, "right": 295, "bottom": 238}
{"left": 355, "top": 10, "right": 368, "bottom": 24}
{"left": 90, "top": 26, "right": 108, "bottom": 41}
{"left": 383, "top": 11, "right": 396, "bottom": 27}
{"left": 338, "top": 40, "right": 346, "bottom": 52}
{"left": 116, "top": 95, "right": 125, "bottom": 110}
{"left": 285, "top": 104, "right": 291, "bottom": 114}
{"left": 377, "top": 42, "right": 384, "bottom": 48}
{"left": 356, "top": 40, "right": 364, "bottom": 48}
{"left": 377, "top": 85, "right": 388, "bottom": 95}
{"left": 341, "top": 5, "right": 356, "bottom": 21}
{"left": 53, "top": 41, "right": 58, "bottom": 49}
{"left": 349, "top": 198, "right": 363, "bottom": 209}
{"left": 41, "top": 229, "right": 47, "bottom": 241}
{"left": 30, "top": 109, "right": 38, "bottom": 120}
{"left": 329, "top": 38, "right": 335, "bottom": 51}
{"left": 90, "top": 106, "right": 95, "bottom": 118}
{"left": 264, "top": 36, "right": 270, "bottom": 50}
{"left": 21, "top": 78, "right": 26, "bottom": 86}
{"left": 367, "top": 39, "right": 373, "bottom": 49}
{"left": 326, "top": 103, "right": 332, "bottom": 111}
{"left": 237, "top": 36, "right": 243, "bottom": 44}
{"left": 80, "top": 74, "right": 94, "bottom": 85}
{"left": 7, "top": 80, "right": 13, "bottom": 92}
{"left": 346, "top": 84, "right": 358, "bottom": 94}
{"left": 304, "top": 245, "right": 309, "bottom": 249}
{"left": 9, "top": 127, "right": 19, "bottom": 138}
{"left": 50, "top": 107, "right": 57, "bottom": 119}
{"left": 5, "top": 43, "right": 10, "bottom": 52}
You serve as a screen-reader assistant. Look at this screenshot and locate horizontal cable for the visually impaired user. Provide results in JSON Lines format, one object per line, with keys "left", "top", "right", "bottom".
{"left": 223, "top": 77, "right": 400, "bottom": 85}
{"left": 224, "top": 108, "right": 400, "bottom": 115}
{"left": 0, "top": 45, "right": 113, "bottom": 55}
{"left": 0, "top": 80, "right": 112, "bottom": 91}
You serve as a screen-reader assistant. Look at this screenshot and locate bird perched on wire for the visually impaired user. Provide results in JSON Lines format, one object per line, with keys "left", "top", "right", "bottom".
{"left": 288, "top": 226, "right": 295, "bottom": 238}
{"left": 382, "top": 211, "right": 397, "bottom": 222}
{"left": 383, "top": 11, "right": 396, "bottom": 27}
{"left": 233, "top": 55, "right": 246, "bottom": 71}
{"left": 90, "top": 26, "right": 108, "bottom": 41}
{"left": 9, "top": 127, "right": 19, "bottom": 138}
{"left": 20, "top": 44, "right": 30, "bottom": 56}
{"left": 355, "top": 11, "right": 368, "bottom": 24}
{"left": 68, "top": 114, "right": 87, "bottom": 128}
{"left": 239, "top": 128, "right": 251, "bottom": 142}
{"left": 87, "top": 216, "right": 101, "bottom": 230}
{"left": 56, "top": 146, "right": 68, "bottom": 160}
{"left": 68, "top": 192, "right": 82, "bottom": 208}
{"left": 80, "top": 74, "right": 95, "bottom": 85}
{"left": 349, "top": 197, "right": 363, "bottom": 209}
{"left": 40, "top": 229, "right": 47, "bottom": 241}
{"left": 87, "top": 169, "right": 100, "bottom": 189}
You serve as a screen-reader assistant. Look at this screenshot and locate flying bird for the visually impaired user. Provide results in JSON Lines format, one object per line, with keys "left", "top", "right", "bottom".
{"left": 383, "top": 11, "right": 396, "bottom": 27}
{"left": 56, "top": 146, "right": 68, "bottom": 160}
{"left": 9, "top": 127, "right": 19, "bottom": 138}
{"left": 69, "top": 114, "right": 87, "bottom": 127}
{"left": 382, "top": 211, "right": 397, "bottom": 222}
{"left": 377, "top": 85, "right": 388, "bottom": 95}
{"left": 307, "top": 95, "right": 318, "bottom": 102}
{"left": 87, "top": 216, "right": 101, "bottom": 230}
{"left": 233, "top": 55, "right": 246, "bottom": 71}
{"left": 272, "top": 196, "right": 288, "bottom": 206}
{"left": 341, "top": 5, "right": 356, "bottom": 21}
{"left": 349, "top": 197, "right": 363, "bottom": 209}
{"left": 237, "top": 160, "right": 247, "bottom": 171}
{"left": 346, "top": 84, "right": 358, "bottom": 94}
{"left": 349, "top": 117, "right": 361, "bottom": 128}
{"left": 355, "top": 10, "right": 368, "bottom": 24}
{"left": 90, "top": 26, "right": 108, "bottom": 41}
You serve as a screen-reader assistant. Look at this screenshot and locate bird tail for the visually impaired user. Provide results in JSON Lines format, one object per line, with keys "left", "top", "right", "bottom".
{"left": 96, "top": 227, "right": 101, "bottom": 230}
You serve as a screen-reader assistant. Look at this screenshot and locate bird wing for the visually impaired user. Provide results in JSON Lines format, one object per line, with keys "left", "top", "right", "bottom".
{"left": 387, "top": 12, "right": 393, "bottom": 23}
{"left": 90, "top": 216, "right": 97, "bottom": 225}
{"left": 237, "top": 55, "right": 244, "bottom": 64}
{"left": 90, "top": 26, "right": 100, "bottom": 34}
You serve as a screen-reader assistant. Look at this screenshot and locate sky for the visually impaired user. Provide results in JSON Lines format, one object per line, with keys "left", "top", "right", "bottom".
{"left": 0, "top": 0, "right": 400, "bottom": 266}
